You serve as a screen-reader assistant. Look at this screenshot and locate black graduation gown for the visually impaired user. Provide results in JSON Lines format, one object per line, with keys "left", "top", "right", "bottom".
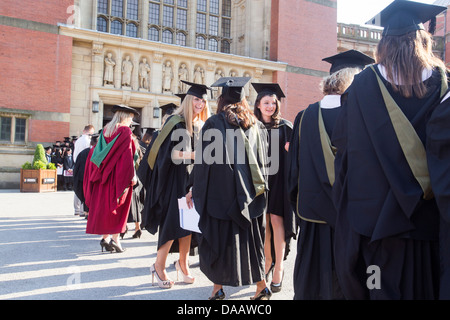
{"left": 288, "top": 102, "right": 344, "bottom": 300}
{"left": 427, "top": 92, "right": 450, "bottom": 300}
{"left": 265, "top": 119, "right": 296, "bottom": 261}
{"left": 73, "top": 147, "right": 90, "bottom": 205}
{"left": 139, "top": 116, "right": 195, "bottom": 252}
{"left": 331, "top": 65, "right": 444, "bottom": 299}
{"left": 192, "top": 113, "right": 268, "bottom": 286}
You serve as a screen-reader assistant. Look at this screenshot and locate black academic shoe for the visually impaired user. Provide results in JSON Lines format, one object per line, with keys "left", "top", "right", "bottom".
{"left": 251, "top": 287, "right": 272, "bottom": 300}
{"left": 209, "top": 288, "right": 226, "bottom": 300}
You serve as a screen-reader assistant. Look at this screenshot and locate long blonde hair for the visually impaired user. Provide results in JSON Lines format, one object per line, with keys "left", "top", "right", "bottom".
{"left": 174, "top": 94, "right": 210, "bottom": 136}
{"left": 103, "top": 111, "right": 134, "bottom": 137}
{"left": 375, "top": 29, "right": 447, "bottom": 98}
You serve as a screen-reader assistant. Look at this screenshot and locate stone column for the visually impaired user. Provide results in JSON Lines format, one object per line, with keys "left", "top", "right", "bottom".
{"left": 151, "top": 52, "right": 164, "bottom": 94}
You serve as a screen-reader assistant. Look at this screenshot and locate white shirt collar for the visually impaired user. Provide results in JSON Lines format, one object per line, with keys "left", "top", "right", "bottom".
{"left": 320, "top": 95, "right": 341, "bottom": 109}
{"left": 377, "top": 64, "right": 432, "bottom": 85}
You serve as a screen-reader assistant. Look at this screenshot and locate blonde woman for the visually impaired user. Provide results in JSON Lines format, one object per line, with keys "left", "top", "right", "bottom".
{"left": 140, "top": 81, "right": 211, "bottom": 289}
{"left": 84, "top": 104, "right": 140, "bottom": 253}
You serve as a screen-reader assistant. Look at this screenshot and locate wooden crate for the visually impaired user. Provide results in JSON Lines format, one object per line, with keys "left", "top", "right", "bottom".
{"left": 20, "top": 169, "right": 57, "bottom": 193}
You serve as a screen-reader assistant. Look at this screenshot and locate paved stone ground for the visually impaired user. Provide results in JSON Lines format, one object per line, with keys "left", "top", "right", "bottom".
{"left": 0, "top": 189, "right": 296, "bottom": 301}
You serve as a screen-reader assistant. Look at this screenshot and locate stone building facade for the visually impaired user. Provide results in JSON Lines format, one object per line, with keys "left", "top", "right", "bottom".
{"left": 6, "top": 0, "right": 448, "bottom": 189}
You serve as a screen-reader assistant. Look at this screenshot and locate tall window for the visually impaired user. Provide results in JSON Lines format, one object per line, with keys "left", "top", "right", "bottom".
{"left": 195, "top": 0, "right": 232, "bottom": 53}
{"left": 95, "top": 1, "right": 233, "bottom": 52}
{"left": 148, "top": 0, "right": 187, "bottom": 45}
{"left": 97, "top": 0, "right": 140, "bottom": 37}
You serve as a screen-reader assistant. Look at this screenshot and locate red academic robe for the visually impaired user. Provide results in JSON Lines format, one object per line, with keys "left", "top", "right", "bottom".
{"left": 84, "top": 126, "right": 136, "bottom": 235}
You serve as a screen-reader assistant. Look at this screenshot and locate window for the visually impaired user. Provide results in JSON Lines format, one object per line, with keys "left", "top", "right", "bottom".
{"left": 209, "top": 38, "right": 218, "bottom": 51}
{"left": 97, "top": 0, "right": 139, "bottom": 37}
{"left": 162, "top": 29, "right": 173, "bottom": 43}
{"left": 163, "top": 5, "right": 174, "bottom": 27}
{"left": 127, "top": 0, "right": 138, "bottom": 20}
{"left": 127, "top": 23, "right": 138, "bottom": 37}
{"left": 0, "top": 114, "right": 28, "bottom": 145}
{"left": 196, "top": 36, "right": 205, "bottom": 50}
{"left": 176, "top": 8, "right": 187, "bottom": 30}
{"left": 148, "top": 26, "right": 160, "bottom": 41}
{"left": 195, "top": 0, "right": 232, "bottom": 53}
{"left": 97, "top": 16, "right": 107, "bottom": 32}
{"left": 176, "top": 32, "right": 186, "bottom": 46}
{"left": 148, "top": 0, "right": 188, "bottom": 46}
{"left": 196, "top": 13, "right": 206, "bottom": 34}
{"left": 111, "top": 20, "right": 123, "bottom": 34}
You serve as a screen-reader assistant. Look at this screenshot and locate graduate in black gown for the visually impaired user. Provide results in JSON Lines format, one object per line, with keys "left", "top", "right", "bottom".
{"left": 251, "top": 83, "right": 296, "bottom": 293}
{"left": 427, "top": 91, "right": 450, "bottom": 300}
{"left": 289, "top": 50, "right": 374, "bottom": 300}
{"left": 331, "top": 1, "right": 448, "bottom": 299}
{"left": 190, "top": 77, "right": 271, "bottom": 300}
{"left": 139, "top": 81, "right": 211, "bottom": 289}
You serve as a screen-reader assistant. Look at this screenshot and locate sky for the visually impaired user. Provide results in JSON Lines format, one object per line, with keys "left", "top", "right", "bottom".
{"left": 337, "top": 0, "right": 438, "bottom": 25}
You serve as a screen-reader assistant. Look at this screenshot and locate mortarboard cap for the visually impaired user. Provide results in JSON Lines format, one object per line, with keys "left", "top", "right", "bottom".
{"left": 160, "top": 103, "right": 178, "bottom": 116}
{"left": 211, "top": 77, "right": 251, "bottom": 104}
{"left": 251, "top": 83, "right": 286, "bottom": 100}
{"left": 112, "top": 104, "right": 140, "bottom": 116}
{"left": 175, "top": 93, "right": 187, "bottom": 103}
{"left": 322, "top": 49, "right": 375, "bottom": 74}
{"left": 366, "top": 0, "right": 446, "bottom": 37}
{"left": 181, "top": 81, "right": 211, "bottom": 100}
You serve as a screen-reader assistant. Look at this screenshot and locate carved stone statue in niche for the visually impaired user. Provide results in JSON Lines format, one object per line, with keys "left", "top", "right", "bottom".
{"left": 193, "top": 66, "right": 205, "bottom": 84}
{"left": 162, "top": 61, "right": 173, "bottom": 93}
{"left": 244, "top": 72, "right": 251, "bottom": 99}
{"left": 178, "top": 63, "right": 189, "bottom": 92}
{"left": 104, "top": 53, "right": 115, "bottom": 86}
{"left": 139, "top": 58, "right": 151, "bottom": 90}
{"left": 121, "top": 55, "right": 133, "bottom": 87}
{"left": 213, "top": 69, "right": 225, "bottom": 99}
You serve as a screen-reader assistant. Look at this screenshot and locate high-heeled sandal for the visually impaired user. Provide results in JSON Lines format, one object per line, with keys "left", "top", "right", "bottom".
{"left": 100, "top": 239, "right": 113, "bottom": 252}
{"left": 150, "top": 264, "right": 174, "bottom": 289}
{"left": 251, "top": 287, "right": 272, "bottom": 300}
{"left": 174, "top": 260, "right": 195, "bottom": 284}
{"left": 270, "top": 270, "right": 284, "bottom": 293}
{"left": 209, "top": 288, "right": 225, "bottom": 300}
{"left": 109, "top": 239, "right": 126, "bottom": 253}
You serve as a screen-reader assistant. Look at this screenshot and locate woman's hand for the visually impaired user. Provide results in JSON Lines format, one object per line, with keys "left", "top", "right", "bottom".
{"left": 186, "top": 190, "right": 194, "bottom": 209}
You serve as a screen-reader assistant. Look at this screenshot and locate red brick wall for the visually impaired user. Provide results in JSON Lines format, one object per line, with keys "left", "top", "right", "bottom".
{"left": 0, "top": 0, "right": 74, "bottom": 25}
{"left": 0, "top": 1, "right": 73, "bottom": 143}
{"left": 271, "top": 0, "right": 337, "bottom": 122}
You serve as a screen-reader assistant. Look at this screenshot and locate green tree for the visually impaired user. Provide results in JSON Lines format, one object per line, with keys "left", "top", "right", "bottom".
{"left": 33, "top": 144, "right": 47, "bottom": 165}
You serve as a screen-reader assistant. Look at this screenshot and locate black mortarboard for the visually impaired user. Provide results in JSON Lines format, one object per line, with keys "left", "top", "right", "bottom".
{"left": 322, "top": 49, "right": 375, "bottom": 74}
{"left": 112, "top": 104, "right": 140, "bottom": 116}
{"left": 64, "top": 137, "right": 71, "bottom": 142}
{"left": 181, "top": 81, "right": 211, "bottom": 100}
{"left": 175, "top": 93, "right": 187, "bottom": 103}
{"left": 211, "top": 77, "right": 251, "bottom": 104}
{"left": 366, "top": 0, "right": 446, "bottom": 37}
{"left": 251, "top": 83, "right": 286, "bottom": 100}
{"left": 160, "top": 103, "right": 178, "bottom": 117}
